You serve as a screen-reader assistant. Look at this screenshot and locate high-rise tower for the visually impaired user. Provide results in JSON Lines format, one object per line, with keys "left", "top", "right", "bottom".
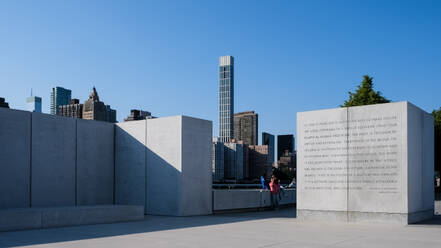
{"left": 27, "top": 96, "right": 42, "bottom": 113}
{"left": 234, "top": 111, "right": 258, "bottom": 145}
{"left": 219, "top": 55, "right": 234, "bottom": 142}
{"left": 50, "top": 86, "right": 71, "bottom": 115}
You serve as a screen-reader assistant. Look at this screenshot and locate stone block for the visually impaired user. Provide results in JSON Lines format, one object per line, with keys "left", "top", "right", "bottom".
{"left": 41, "top": 205, "right": 144, "bottom": 228}
{"left": 76, "top": 119, "right": 114, "bottom": 205}
{"left": 0, "top": 208, "right": 41, "bottom": 232}
{"left": 31, "top": 113, "right": 76, "bottom": 207}
{"left": 0, "top": 205, "right": 144, "bottom": 232}
{"left": 0, "top": 108, "right": 31, "bottom": 209}
{"left": 115, "top": 121, "right": 146, "bottom": 208}
{"left": 180, "top": 116, "right": 212, "bottom": 215}
{"left": 297, "top": 102, "right": 434, "bottom": 224}
{"left": 145, "top": 116, "right": 182, "bottom": 216}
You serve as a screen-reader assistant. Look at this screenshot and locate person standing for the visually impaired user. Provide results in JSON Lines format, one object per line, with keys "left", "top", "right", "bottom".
{"left": 269, "top": 175, "right": 280, "bottom": 210}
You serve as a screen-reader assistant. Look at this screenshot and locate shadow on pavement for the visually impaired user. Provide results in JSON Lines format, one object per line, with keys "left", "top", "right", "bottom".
{"left": 0, "top": 208, "right": 296, "bottom": 247}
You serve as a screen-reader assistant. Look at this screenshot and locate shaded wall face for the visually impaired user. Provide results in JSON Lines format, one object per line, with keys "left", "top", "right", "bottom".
{"left": 0, "top": 108, "right": 31, "bottom": 208}
{"left": 0, "top": 109, "right": 115, "bottom": 209}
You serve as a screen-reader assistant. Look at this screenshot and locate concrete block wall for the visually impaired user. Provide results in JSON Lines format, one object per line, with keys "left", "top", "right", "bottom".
{"left": 1, "top": 109, "right": 213, "bottom": 217}
{"left": 0, "top": 109, "right": 115, "bottom": 209}
{"left": 31, "top": 113, "right": 77, "bottom": 207}
{"left": 0, "top": 108, "right": 31, "bottom": 209}
{"left": 115, "top": 116, "right": 213, "bottom": 216}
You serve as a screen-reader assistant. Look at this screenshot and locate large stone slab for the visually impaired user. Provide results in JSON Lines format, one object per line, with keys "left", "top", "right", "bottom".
{"left": 31, "top": 113, "right": 76, "bottom": 207}
{"left": 145, "top": 116, "right": 182, "bottom": 215}
{"left": 180, "top": 116, "right": 212, "bottom": 215}
{"left": 76, "top": 119, "right": 115, "bottom": 205}
{"left": 0, "top": 108, "right": 31, "bottom": 209}
{"left": 115, "top": 121, "right": 146, "bottom": 208}
{"left": 297, "top": 102, "right": 434, "bottom": 224}
{"left": 41, "top": 205, "right": 144, "bottom": 228}
{"left": 0, "top": 205, "right": 144, "bottom": 232}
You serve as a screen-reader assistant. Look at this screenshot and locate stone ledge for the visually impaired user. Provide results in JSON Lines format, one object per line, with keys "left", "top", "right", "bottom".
{"left": 297, "top": 209, "right": 434, "bottom": 225}
{"left": 0, "top": 205, "right": 144, "bottom": 232}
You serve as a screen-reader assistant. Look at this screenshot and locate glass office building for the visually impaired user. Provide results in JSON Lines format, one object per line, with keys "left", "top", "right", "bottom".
{"left": 219, "top": 55, "right": 234, "bottom": 143}
{"left": 50, "top": 87, "right": 71, "bottom": 115}
{"left": 26, "top": 96, "right": 42, "bottom": 113}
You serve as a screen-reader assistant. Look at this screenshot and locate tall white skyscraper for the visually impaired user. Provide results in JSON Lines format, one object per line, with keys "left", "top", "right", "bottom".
{"left": 219, "top": 55, "right": 234, "bottom": 143}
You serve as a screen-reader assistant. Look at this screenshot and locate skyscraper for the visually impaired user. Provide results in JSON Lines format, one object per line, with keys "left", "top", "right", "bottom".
{"left": 26, "top": 96, "right": 42, "bottom": 113}
{"left": 277, "top": 134, "right": 294, "bottom": 161}
{"left": 262, "top": 132, "right": 275, "bottom": 165}
{"left": 59, "top": 99, "right": 83, "bottom": 119}
{"left": 50, "top": 87, "right": 71, "bottom": 115}
{"left": 219, "top": 55, "right": 234, "bottom": 143}
{"left": 82, "top": 87, "right": 117, "bottom": 123}
{"left": 234, "top": 111, "right": 258, "bottom": 145}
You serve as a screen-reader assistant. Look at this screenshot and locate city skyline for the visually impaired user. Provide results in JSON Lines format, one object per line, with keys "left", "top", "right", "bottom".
{"left": 0, "top": 0, "right": 440, "bottom": 140}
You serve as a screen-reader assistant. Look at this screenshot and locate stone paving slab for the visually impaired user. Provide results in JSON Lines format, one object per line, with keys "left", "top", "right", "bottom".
{"left": 0, "top": 205, "right": 440, "bottom": 248}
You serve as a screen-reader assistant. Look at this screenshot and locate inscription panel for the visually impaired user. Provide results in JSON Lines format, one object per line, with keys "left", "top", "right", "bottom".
{"left": 298, "top": 103, "right": 407, "bottom": 213}
{"left": 347, "top": 103, "right": 406, "bottom": 213}
{"left": 297, "top": 108, "right": 348, "bottom": 211}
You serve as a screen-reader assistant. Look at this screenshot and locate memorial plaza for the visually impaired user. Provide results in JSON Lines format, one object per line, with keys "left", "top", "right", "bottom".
{"left": 0, "top": 205, "right": 440, "bottom": 248}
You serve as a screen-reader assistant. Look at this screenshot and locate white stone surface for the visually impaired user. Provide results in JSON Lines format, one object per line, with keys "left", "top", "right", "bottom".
{"left": 115, "top": 116, "right": 213, "bottom": 216}
{"left": 145, "top": 117, "right": 182, "bottom": 215}
{"left": 180, "top": 116, "right": 212, "bottom": 215}
{"left": 0, "top": 108, "right": 31, "bottom": 209}
{"left": 297, "top": 102, "right": 434, "bottom": 224}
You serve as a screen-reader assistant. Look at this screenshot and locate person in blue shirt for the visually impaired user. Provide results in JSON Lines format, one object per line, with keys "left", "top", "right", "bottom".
{"left": 261, "top": 175, "right": 268, "bottom": 189}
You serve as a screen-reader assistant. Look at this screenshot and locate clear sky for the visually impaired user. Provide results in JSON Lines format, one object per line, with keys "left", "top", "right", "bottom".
{"left": 1, "top": 0, "right": 440, "bottom": 142}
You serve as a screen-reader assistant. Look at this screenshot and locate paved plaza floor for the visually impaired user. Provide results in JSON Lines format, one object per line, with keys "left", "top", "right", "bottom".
{"left": 1, "top": 205, "right": 441, "bottom": 248}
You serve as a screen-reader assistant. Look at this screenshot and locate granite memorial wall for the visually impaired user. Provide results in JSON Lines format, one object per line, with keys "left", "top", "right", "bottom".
{"left": 0, "top": 108, "right": 115, "bottom": 208}
{"left": 297, "top": 102, "right": 434, "bottom": 224}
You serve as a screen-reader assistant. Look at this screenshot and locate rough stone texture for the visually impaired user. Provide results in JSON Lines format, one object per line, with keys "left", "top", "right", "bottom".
{"left": 31, "top": 113, "right": 76, "bottom": 207}
{"left": 76, "top": 119, "right": 115, "bottom": 205}
{"left": 115, "top": 121, "right": 146, "bottom": 208}
{"left": 297, "top": 102, "right": 434, "bottom": 224}
{"left": 0, "top": 108, "right": 31, "bottom": 209}
{"left": 0, "top": 205, "right": 143, "bottom": 232}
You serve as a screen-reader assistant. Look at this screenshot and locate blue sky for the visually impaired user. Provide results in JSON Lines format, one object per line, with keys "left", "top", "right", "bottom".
{"left": 1, "top": 0, "right": 440, "bottom": 142}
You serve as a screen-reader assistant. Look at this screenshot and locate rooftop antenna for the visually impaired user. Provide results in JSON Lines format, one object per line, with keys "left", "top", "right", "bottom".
{"left": 31, "top": 88, "right": 33, "bottom": 97}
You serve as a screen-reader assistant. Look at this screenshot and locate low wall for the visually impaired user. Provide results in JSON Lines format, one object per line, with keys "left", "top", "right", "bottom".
{"left": 0, "top": 205, "right": 144, "bottom": 232}
{"left": 213, "top": 189, "right": 296, "bottom": 212}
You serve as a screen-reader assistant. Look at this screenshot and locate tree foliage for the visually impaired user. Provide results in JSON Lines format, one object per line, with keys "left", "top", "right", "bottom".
{"left": 432, "top": 108, "right": 441, "bottom": 174}
{"left": 342, "top": 75, "right": 390, "bottom": 107}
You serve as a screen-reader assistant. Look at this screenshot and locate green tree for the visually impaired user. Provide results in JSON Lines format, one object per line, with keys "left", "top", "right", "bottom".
{"left": 342, "top": 75, "right": 390, "bottom": 107}
{"left": 432, "top": 108, "right": 441, "bottom": 176}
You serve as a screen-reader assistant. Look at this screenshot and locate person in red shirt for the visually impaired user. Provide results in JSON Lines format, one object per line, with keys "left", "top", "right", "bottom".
{"left": 269, "top": 175, "right": 280, "bottom": 210}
